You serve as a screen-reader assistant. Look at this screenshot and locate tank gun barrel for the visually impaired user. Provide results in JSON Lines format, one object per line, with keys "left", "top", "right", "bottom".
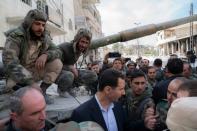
{"left": 90, "top": 14, "right": 197, "bottom": 49}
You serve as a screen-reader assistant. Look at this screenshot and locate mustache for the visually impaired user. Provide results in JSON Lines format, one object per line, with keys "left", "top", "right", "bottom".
{"left": 35, "top": 29, "right": 43, "bottom": 33}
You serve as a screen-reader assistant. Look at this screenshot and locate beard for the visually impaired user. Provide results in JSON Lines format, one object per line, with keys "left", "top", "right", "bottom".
{"left": 30, "top": 29, "right": 44, "bottom": 40}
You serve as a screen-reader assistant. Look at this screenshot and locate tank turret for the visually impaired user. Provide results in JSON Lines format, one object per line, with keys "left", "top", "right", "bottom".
{"left": 90, "top": 14, "right": 197, "bottom": 49}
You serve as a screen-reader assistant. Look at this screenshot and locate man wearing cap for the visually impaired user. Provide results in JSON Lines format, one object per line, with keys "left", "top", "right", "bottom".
{"left": 56, "top": 28, "right": 97, "bottom": 97}
{"left": 2, "top": 9, "right": 63, "bottom": 104}
{"left": 71, "top": 68, "right": 156, "bottom": 131}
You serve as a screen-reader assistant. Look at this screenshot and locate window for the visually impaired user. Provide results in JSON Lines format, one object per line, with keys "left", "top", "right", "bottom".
{"left": 68, "top": 19, "right": 73, "bottom": 30}
{"left": 21, "top": 0, "right": 32, "bottom": 6}
{"left": 37, "top": 0, "right": 47, "bottom": 13}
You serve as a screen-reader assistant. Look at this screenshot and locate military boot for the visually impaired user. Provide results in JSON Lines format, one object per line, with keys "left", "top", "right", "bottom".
{"left": 40, "top": 82, "right": 54, "bottom": 104}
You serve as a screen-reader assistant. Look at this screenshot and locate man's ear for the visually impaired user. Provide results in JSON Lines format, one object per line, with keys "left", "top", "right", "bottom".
{"left": 10, "top": 112, "right": 18, "bottom": 121}
{"left": 104, "top": 86, "right": 112, "bottom": 94}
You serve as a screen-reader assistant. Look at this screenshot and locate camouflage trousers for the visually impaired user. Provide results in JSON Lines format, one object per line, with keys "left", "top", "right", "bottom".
{"left": 6, "top": 59, "right": 63, "bottom": 89}
{"left": 55, "top": 69, "right": 98, "bottom": 92}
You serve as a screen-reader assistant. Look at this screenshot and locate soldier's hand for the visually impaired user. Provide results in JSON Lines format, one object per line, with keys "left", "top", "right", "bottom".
{"left": 35, "top": 54, "right": 48, "bottom": 70}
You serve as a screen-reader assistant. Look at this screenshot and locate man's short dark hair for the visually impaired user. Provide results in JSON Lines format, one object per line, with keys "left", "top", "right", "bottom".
{"left": 147, "top": 66, "right": 155, "bottom": 72}
{"left": 113, "top": 58, "right": 123, "bottom": 65}
{"left": 153, "top": 58, "right": 162, "bottom": 67}
{"left": 128, "top": 69, "right": 146, "bottom": 82}
{"left": 166, "top": 58, "right": 183, "bottom": 74}
{"left": 98, "top": 69, "right": 124, "bottom": 91}
{"left": 91, "top": 61, "right": 99, "bottom": 67}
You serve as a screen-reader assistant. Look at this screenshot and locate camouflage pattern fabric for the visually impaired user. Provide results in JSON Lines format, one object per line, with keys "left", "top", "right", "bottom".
{"left": 53, "top": 121, "right": 80, "bottom": 131}
{"left": 79, "top": 121, "right": 104, "bottom": 131}
{"left": 147, "top": 78, "right": 157, "bottom": 88}
{"left": 53, "top": 121, "right": 104, "bottom": 131}
{"left": 124, "top": 87, "right": 154, "bottom": 121}
{"left": 147, "top": 79, "right": 157, "bottom": 93}
{"left": 2, "top": 9, "right": 62, "bottom": 88}
{"left": 155, "top": 99, "right": 169, "bottom": 130}
{"left": 55, "top": 70, "right": 75, "bottom": 92}
{"left": 56, "top": 69, "right": 97, "bottom": 93}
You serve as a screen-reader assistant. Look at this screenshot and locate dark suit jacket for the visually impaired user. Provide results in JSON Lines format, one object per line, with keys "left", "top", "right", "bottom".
{"left": 71, "top": 96, "right": 147, "bottom": 131}
{"left": 152, "top": 75, "right": 182, "bottom": 104}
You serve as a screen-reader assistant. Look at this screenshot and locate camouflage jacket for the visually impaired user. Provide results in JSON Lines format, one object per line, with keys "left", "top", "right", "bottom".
{"left": 124, "top": 87, "right": 154, "bottom": 122}
{"left": 58, "top": 28, "right": 92, "bottom": 70}
{"left": 155, "top": 99, "right": 169, "bottom": 131}
{"left": 2, "top": 27, "right": 61, "bottom": 84}
{"left": 147, "top": 78, "right": 157, "bottom": 91}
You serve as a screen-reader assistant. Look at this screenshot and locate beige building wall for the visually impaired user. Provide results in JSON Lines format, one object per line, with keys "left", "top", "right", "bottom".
{"left": 73, "top": 0, "right": 103, "bottom": 64}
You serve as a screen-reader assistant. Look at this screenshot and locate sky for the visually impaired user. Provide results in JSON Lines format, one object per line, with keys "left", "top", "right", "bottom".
{"left": 96, "top": 0, "right": 197, "bottom": 46}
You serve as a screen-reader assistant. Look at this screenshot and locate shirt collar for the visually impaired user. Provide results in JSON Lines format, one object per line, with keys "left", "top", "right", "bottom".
{"left": 95, "top": 94, "right": 114, "bottom": 112}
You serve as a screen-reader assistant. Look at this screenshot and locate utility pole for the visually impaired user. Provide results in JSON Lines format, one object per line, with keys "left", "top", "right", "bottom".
{"left": 134, "top": 22, "right": 141, "bottom": 57}
{"left": 190, "top": 3, "right": 194, "bottom": 51}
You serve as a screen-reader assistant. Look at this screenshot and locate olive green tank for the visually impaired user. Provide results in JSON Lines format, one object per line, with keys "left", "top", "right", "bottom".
{"left": 90, "top": 14, "right": 197, "bottom": 49}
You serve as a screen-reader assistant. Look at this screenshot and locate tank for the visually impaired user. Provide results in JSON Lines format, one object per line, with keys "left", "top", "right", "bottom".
{"left": 90, "top": 14, "right": 197, "bottom": 49}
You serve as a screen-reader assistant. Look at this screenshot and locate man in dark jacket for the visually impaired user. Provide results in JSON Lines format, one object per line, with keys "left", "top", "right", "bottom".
{"left": 56, "top": 28, "right": 97, "bottom": 97}
{"left": 71, "top": 69, "right": 156, "bottom": 131}
{"left": 152, "top": 58, "right": 183, "bottom": 104}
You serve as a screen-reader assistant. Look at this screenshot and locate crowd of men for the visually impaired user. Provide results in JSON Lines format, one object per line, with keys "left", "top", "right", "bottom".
{"left": 1, "top": 9, "right": 197, "bottom": 131}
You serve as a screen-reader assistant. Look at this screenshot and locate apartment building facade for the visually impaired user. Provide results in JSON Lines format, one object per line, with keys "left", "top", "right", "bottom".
{"left": 157, "top": 22, "right": 197, "bottom": 57}
{"left": 73, "top": 0, "right": 103, "bottom": 64}
{"left": 0, "top": 0, "right": 75, "bottom": 48}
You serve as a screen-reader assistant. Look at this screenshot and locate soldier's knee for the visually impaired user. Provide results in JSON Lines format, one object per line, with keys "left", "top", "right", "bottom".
{"left": 80, "top": 70, "right": 98, "bottom": 84}
{"left": 56, "top": 71, "right": 74, "bottom": 87}
{"left": 46, "top": 59, "right": 63, "bottom": 74}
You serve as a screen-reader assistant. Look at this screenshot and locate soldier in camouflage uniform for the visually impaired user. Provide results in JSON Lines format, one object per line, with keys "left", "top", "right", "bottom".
{"left": 56, "top": 28, "right": 97, "bottom": 97}
{"left": 123, "top": 69, "right": 155, "bottom": 125}
{"left": 2, "top": 9, "right": 63, "bottom": 103}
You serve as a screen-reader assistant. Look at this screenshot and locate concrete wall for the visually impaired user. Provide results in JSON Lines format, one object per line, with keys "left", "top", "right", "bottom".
{"left": 0, "top": 0, "right": 35, "bottom": 47}
{"left": 50, "top": 0, "right": 76, "bottom": 44}
{"left": 0, "top": 0, "right": 75, "bottom": 47}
